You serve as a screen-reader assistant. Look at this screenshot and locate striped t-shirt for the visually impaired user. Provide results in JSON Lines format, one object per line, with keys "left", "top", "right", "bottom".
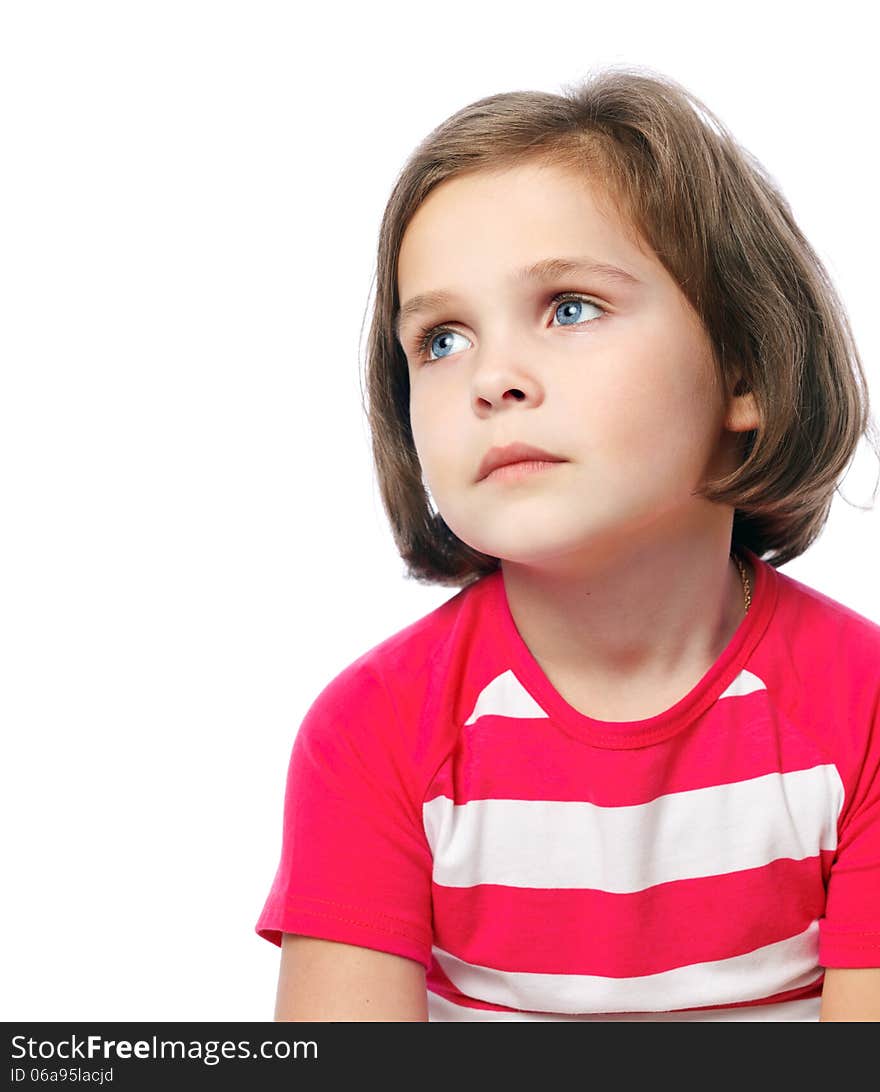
{"left": 256, "top": 545, "right": 880, "bottom": 1021}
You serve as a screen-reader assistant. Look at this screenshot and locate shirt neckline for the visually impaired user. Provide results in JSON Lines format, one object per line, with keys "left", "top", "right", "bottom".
{"left": 485, "top": 544, "right": 779, "bottom": 749}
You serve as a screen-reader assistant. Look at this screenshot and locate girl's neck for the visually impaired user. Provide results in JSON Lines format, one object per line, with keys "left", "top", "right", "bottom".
{"left": 500, "top": 523, "right": 747, "bottom": 710}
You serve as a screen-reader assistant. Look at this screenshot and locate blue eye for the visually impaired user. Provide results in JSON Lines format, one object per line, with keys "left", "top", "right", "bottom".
{"left": 413, "top": 292, "right": 606, "bottom": 364}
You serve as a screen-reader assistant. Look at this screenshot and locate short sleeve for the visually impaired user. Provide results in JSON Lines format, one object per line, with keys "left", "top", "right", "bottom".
{"left": 818, "top": 688, "right": 880, "bottom": 968}
{"left": 255, "top": 662, "right": 435, "bottom": 971}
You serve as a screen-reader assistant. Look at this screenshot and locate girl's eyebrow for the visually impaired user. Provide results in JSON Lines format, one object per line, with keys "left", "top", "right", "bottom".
{"left": 395, "top": 255, "right": 642, "bottom": 339}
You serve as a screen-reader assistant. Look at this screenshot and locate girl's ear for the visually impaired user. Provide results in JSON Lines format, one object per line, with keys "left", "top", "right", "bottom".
{"left": 724, "top": 372, "right": 760, "bottom": 434}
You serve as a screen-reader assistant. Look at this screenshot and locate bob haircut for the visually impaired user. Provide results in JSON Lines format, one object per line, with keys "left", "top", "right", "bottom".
{"left": 363, "top": 65, "right": 879, "bottom": 588}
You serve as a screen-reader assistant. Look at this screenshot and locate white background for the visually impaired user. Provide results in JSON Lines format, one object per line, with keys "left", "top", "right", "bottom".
{"left": 2, "top": 1, "right": 877, "bottom": 1020}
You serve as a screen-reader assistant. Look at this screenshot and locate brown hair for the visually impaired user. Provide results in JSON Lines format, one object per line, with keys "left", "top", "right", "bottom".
{"left": 362, "top": 64, "right": 880, "bottom": 587}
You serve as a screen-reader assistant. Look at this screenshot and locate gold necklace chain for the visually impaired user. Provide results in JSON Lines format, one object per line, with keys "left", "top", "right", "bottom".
{"left": 731, "top": 549, "right": 752, "bottom": 614}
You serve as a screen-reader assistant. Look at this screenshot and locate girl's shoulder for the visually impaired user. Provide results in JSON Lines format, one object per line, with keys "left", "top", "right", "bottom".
{"left": 770, "top": 562, "right": 880, "bottom": 655}
{"left": 296, "top": 577, "right": 493, "bottom": 784}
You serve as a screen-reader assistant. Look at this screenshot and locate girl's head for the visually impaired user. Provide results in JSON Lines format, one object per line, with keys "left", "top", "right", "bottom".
{"left": 364, "top": 66, "right": 878, "bottom": 587}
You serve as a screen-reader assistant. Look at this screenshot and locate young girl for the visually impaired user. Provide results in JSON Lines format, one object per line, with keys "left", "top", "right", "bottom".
{"left": 256, "top": 67, "right": 880, "bottom": 1021}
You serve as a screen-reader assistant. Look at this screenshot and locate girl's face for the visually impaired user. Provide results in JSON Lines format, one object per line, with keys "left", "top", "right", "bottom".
{"left": 396, "top": 159, "right": 753, "bottom": 570}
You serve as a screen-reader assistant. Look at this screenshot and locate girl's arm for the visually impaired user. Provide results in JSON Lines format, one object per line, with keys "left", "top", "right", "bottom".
{"left": 819, "top": 967, "right": 880, "bottom": 1021}
{"left": 273, "top": 933, "right": 429, "bottom": 1022}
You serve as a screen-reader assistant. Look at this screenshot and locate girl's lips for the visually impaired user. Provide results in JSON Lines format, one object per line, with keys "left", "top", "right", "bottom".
{"left": 481, "top": 459, "right": 567, "bottom": 483}
{"left": 476, "top": 442, "right": 566, "bottom": 481}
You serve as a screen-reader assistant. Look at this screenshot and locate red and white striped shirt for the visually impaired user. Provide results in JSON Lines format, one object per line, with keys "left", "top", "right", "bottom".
{"left": 256, "top": 546, "right": 880, "bottom": 1020}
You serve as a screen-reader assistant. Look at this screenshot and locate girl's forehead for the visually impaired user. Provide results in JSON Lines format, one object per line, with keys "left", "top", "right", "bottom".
{"left": 406, "top": 160, "right": 622, "bottom": 229}
{"left": 397, "top": 165, "right": 654, "bottom": 291}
